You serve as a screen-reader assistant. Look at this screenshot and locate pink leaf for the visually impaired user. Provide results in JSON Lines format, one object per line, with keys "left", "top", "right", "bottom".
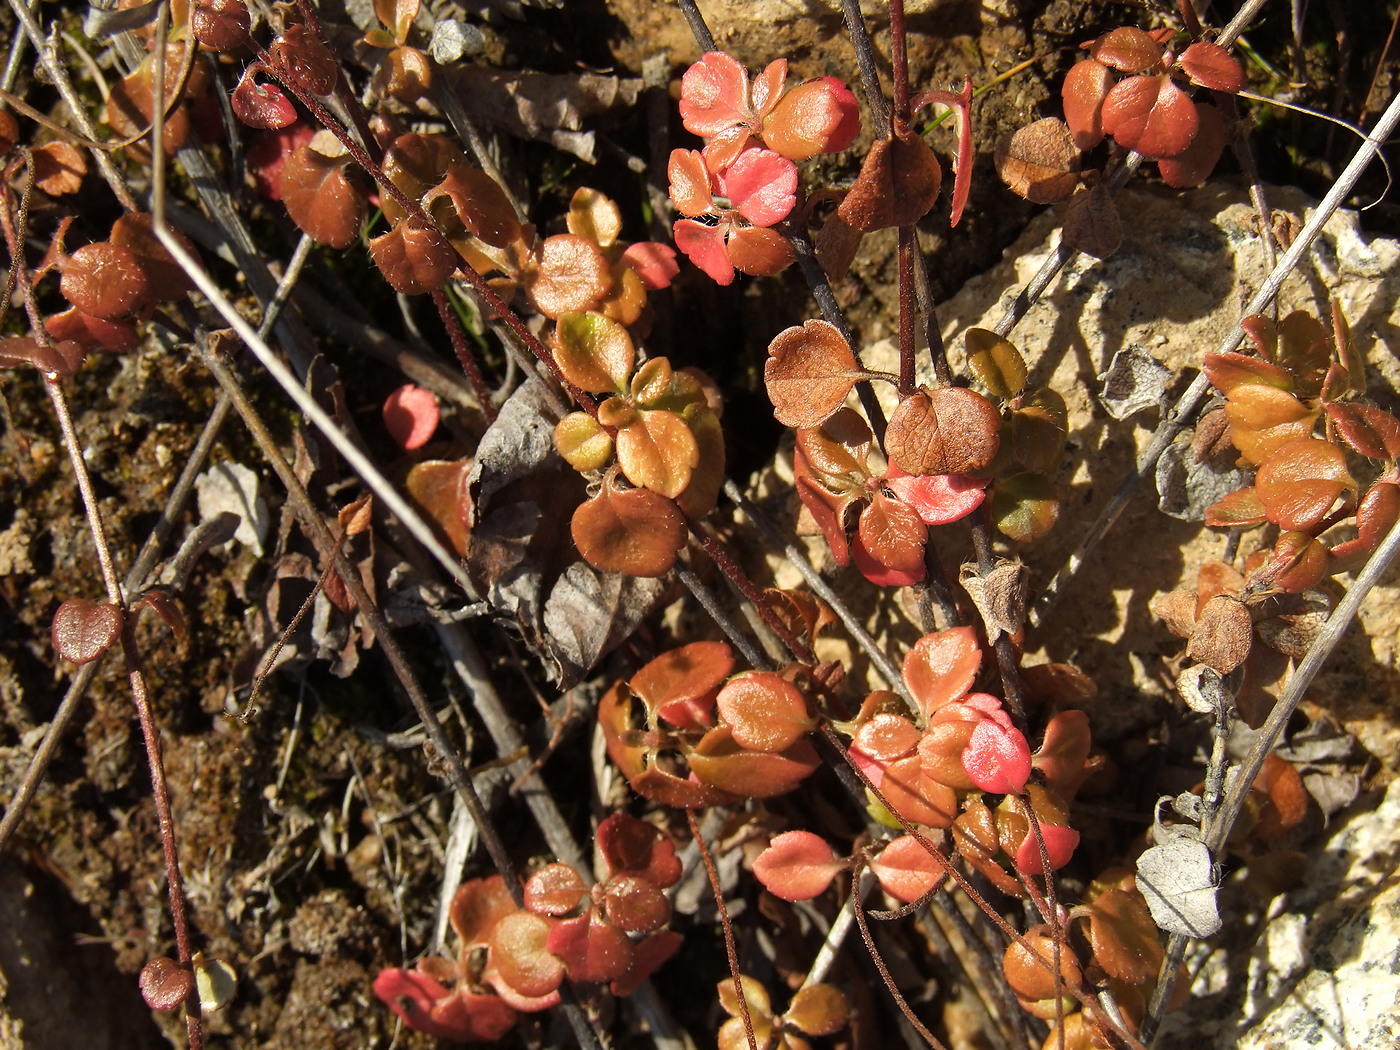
{"left": 668, "top": 148, "right": 716, "bottom": 218}
{"left": 372, "top": 968, "right": 516, "bottom": 1041}
{"left": 721, "top": 148, "right": 797, "bottom": 227}
{"left": 764, "top": 77, "right": 861, "bottom": 161}
{"left": 679, "top": 52, "right": 752, "bottom": 138}
{"left": 382, "top": 383, "right": 440, "bottom": 450}
{"left": 902, "top": 626, "right": 980, "bottom": 720}
{"left": 751, "top": 59, "right": 788, "bottom": 116}
{"left": 884, "top": 470, "right": 988, "bottom": 525}
{"left": 753, "top": 830, "right": 845, "bottom": 901}
{"left": 546, "top": 912, "right": 634, "bottom": 984}
{"left": 849, "top": 713, "right": 921, "bottom": 787}
{"left": 963, "top": 717, "right": 1031, "bottom": 794}
{"left": 673, "top": 218, "right": 735, "bottom": 285}
{"left": 1062, "top": 59, "right": 1114, "bottom": 151}
{"left": 1013, "top": 822, "right": 1080, "bottom": 876}
{"left": 869, "top": 835, "right": 943, "bottom": 904}
{"left": 852, "top": 525, "right": 925, "bottom": 587}
{"left": 621, "top": 242, "right": 680, "bottom": 290}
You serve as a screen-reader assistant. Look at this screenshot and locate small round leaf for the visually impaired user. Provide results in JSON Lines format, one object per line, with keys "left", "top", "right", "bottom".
{"left": 52, "top": 598, "right": 123, "bottom": 664}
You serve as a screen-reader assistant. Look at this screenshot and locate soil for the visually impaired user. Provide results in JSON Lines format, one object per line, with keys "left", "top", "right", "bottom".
{"left": 1, "top": 1, "right": 1397, "bottom": 1049}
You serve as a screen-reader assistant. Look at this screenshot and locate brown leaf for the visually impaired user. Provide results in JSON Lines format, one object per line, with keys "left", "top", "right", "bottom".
{"left": 994, "top": 118, "right": 1081, "bottom": 204}
{"left": 1187, "top": 594, "right": 1252, "bottom": 674}
{"left": 51, "top": 597, "right": 124, "bottom": 664}
{"left": 139, "top": 957, "right": 194, "bottom": 1011}
{"left": 764, "top": 319, "right": 860, "bottom": 428}
{"left": 958, "top": 559, "right": 1028, "bottom": 643}
{"left": 109, "top": 214, "right": 198, "bottom": 301}
{"left": 31, "top": 142, "right": 87, "bottom": 195}
{"left": 885, "top": 387, "right": 1000, "bottom": 476}
{"left": 525, "top": 234, "right": 610, "bottom": 319}
{"left": 368, "top": 220, "right": 456, "bottom": 295}
{"left": 571, "top": 482, "right": 684, "bottom": 578}
{"left": 406, "top": 459, "right": 472, "bottom": 558}
{"left": 279, "top": 144, "right": 365, "bottom": 248}
{"left": 60, "top": 242, "right": 150, "bottom": 320}
{"left": 836, "top": 127, "right": 941, "bottom": 232}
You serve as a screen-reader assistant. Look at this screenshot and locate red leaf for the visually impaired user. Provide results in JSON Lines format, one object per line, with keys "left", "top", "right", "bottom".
{"left": 1324, "top": 401, "right": 1400, "bottom": 461}
{"left": 546, "top": 912, "right": 633, "bottom": 984}
{"left": 852, "top": 493, "right": 927, "bottom": 586}
{"left": 621, "top": 242, "right": 680, "bottom": 290}
{"left": 51, "top": 598, "right": 123, "bottom": 664}
{"left": 884, "top": 469, "right": 988, "bottom": 525}
{"left": 1158, "top": 103, "right": 1228, "bottom": 188}
{"left": 596, "top": 812, "right": 682, "bottom": 887}
{"left": 1101, "top": 74, "right": 1199, "bottom": 159}
{"left": 753, "top": 830, "right": 844, "bottom": 901}
{"left": 1179, "top": 41, "right": 1245, "bottom": 93}
{"left": 1013, "top": 821, "right": 1079, "bottom": 875}
{"left": 231, "top": 70, "right": 297, "bottom": 130}
{"left": 60, "top": 242, "right": 150, "bottom": 320}
{"left": 1061, "top": 59, "right": 1114, "bottom": 150}
{"left": 631, "top": 640, "right": 732, "bottom": 730}
{"left": 369, "top": 221, "right": 456, "bottom": 295}
{"left": 279, "top": 144, "right": 365, "bottom": 248}
{"left": 1254, "top": 438, "right": 1354, "bottom": 531}
{"left": 382, "top": 383, "right": 440, "bottom": 449}
{"left": 1090, "top": 27, "right": 1164, "bottom": 74}
{"left": 139, "top": 957, "right": 194, "bottom": 1011}
{"left": 870, "top": 835, "right": 943, "bottom": 903}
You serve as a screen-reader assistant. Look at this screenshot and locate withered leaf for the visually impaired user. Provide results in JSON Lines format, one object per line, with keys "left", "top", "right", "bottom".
{"left": 958, "top": 559, "right": 1028, "bottom": 643}
{"left": 52, "top": 597, "right": 124, "bottom": 664}
{"left": 836, "top": 127, "right": 941, "bottom": 232}
{"left": 885, "top": 387, "right": 1000, "bottom": 476}
{"left": 1187, "top": 594, "right": 1252, "bottom": 674}
{"left": 993, "top": 118, "right": 1081, "bottom": 204}
{"left": 765, "top": 319, "right": 859, "bottom": 428}
{"left": 466, "top": 381, "right": 669, "bottom": 686}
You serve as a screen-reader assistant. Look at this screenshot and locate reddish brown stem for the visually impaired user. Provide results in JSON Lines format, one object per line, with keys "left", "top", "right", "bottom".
{"left": 889, "top": 0, "right": 911, "bottom": 132}
{"left": 430, "top": 288, "right": 497, "bottom": 422}
{"left": 897, "top": 225, "right": 916, "bottom": 397}
{"left": 687, "top": 810, "right": 757, "bottom": 1050}
{"left": 685, "top": 516, "right": 814, "bottom": 664}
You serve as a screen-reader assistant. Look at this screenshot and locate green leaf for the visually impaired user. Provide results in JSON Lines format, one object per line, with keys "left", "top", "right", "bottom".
{"left": 991, "top": 473, "right": 1060, "bottom": 542}
{"left": 965, "top": 328, "right": 1028, "bottom": 398}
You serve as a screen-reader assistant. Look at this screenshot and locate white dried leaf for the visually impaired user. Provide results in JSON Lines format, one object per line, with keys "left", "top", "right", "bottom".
{"left": 958, "top": 559, "right": 1028, "bottom": 643}
{"left": 1156, "top": 433, "right": 1253, "bottom": 521}
{"left": 1098, "top": 345, "right": 1173, "bottom": 420}
{"left": 194, "top": 955, "right": 237, "bottom": 1011}
{"left": 1136, "top": 836, "right": 1222, "bottom": 938}
{"left": 430, "top": 19, "right": 486, "bottom": 64}
{"left": 195, "top": 463, "right": 269, "bottom": 556}
{"left": 1176, "top": 663, "right": 1228, "bottom": 715}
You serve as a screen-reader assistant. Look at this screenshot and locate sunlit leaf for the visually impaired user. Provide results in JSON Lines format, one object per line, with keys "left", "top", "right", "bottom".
{"left": 765, "top": 319, "right": 860, "bottom": 428}
{"left": 51, "top": 598, "right": 123, "bottom": 664}
{"left": 369, "top": 220, "right": 456, "bottom": 295}
{"left": 140, "top": 957, "right": 193, "bottom": 1011}
{"left": 836, "top": 127, "right": 942, "bottom": 232}
{"left": 1187, "top": 594, "right": 1252, "bottom": 674}
{"left": 991, "top": 472, "right": 1060, "bottom": 542}
{"left": 1090, "top": 27, "right": 1164, "bottom": 73}
{"left": 1102, "top": 74, "right": 1198, "bottom": 159}
{"left": 993, "top": 118, "right": 1081, "bottom": 204}
{"left": 551, "top": 312, "right": 634, "bottom": 394}
{"left": 425, "top": 162, "right": 521, "bottom": 249}
{"left": 280, "top": 143, "right": 367, "bottom": 250}
{"left": 1254, "top": 437, "right": 1354, "bottom": 531}
{"left": 753, "top": 831, "right": 844, "bottom": 901}
{"left": 525, "top": 235, "right": 610, "bottom": 319}
{"left": 405, "top": 459, "right": 471, "bottom": 557}
{"left": 616, "top": 410, "right": 699, "bottom": 499}
{"left": 60, "top": 242, "right": 150, "bottom": 320}
{"left": 886, "top": 387, "right": 1000, "bottom": 476}
{"left": 688, "top": 725, "right": 820, "bottom": 798}
{"left": 1158, "top": 103, "right": 1227, "bottom": 188}
{"left": 716, "top": 672, "right": 812, "bottom": 753}
{"left": 491, "top": 911, "right": 565, "bottom": 997}
{"left": 965, "top": 328, "right": 1029, "bottom": 397}
{"left": 570, "top": 482, "right": 684, "bottom": 578}
{"left": 1178, "top": 41, "right": 1245, "bottom": 93}
{"left": 903, "top": 626, "right": 980, "bottom": 719}
{"left": 1061, "top": 59, "right": 1114, "bottom": 150}
{"left": 1081, "top": 885, "right": 1164, "bottom": 985}
{"left": 869, "top": 835, "right": 943, "bottom": 904}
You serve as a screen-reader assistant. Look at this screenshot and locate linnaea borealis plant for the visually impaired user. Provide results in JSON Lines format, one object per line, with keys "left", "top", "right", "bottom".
{"left": 1153, "top": 301, "right": 1400, "bottom": 727}
{"left": 374, "top": 814, "right": 683, "bottom": 1041}
{"left": 668, "top": 52, "right": 859, "bottom": 284}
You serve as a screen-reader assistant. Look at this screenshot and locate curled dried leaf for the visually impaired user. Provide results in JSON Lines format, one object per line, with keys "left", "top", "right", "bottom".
{"left": 837, "top": 127, "right": 941, "bottom": 232}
